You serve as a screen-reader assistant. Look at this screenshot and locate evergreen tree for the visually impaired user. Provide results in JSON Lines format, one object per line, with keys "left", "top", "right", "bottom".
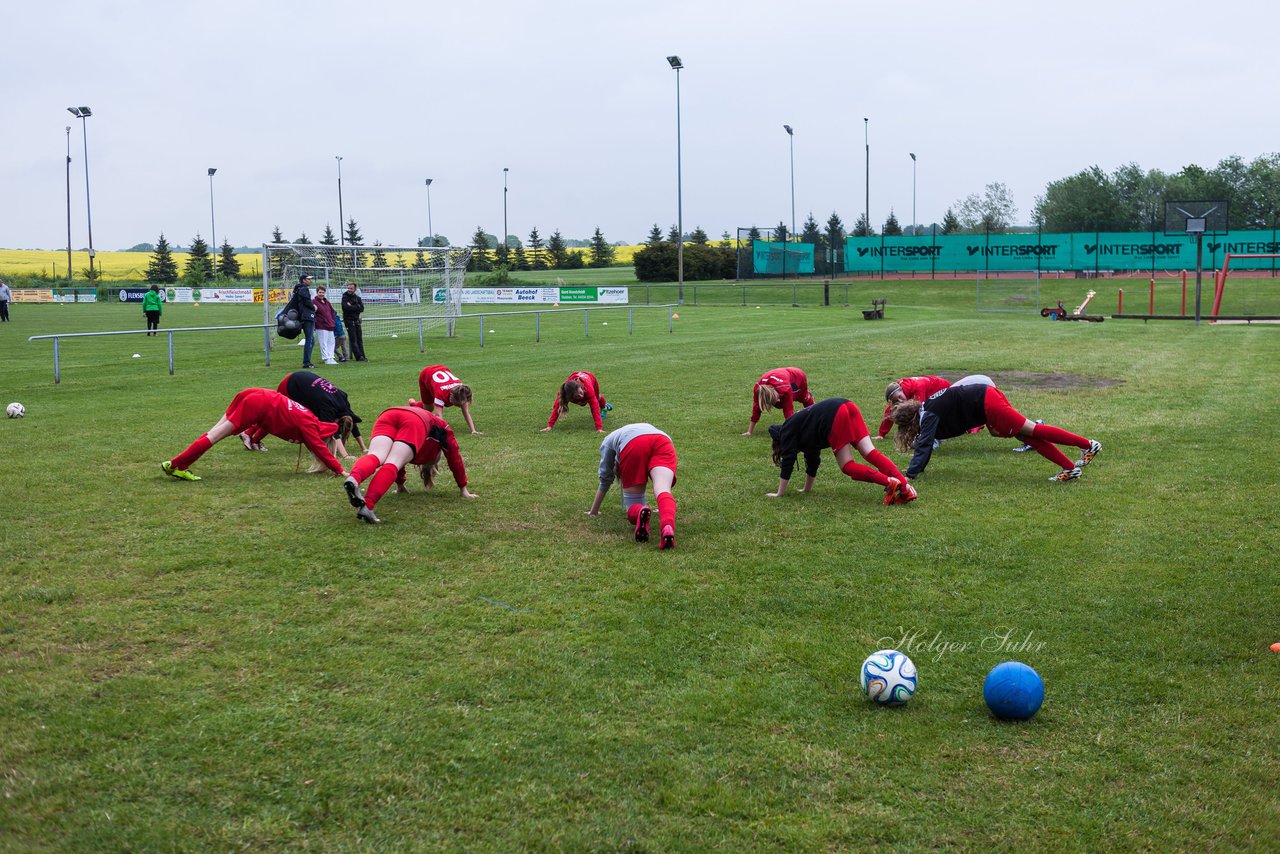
{"left": 883, "top": 209, "right": 903, "bottom": 236}
{"left": 345, "top": 218, "right": 363, "bottom": 245}
{"left": 146, "top": 233, "right": 179, "bottom": 283}
{"left": 588, "top": 227, "right": 615, "bottom": 268}
{"left": 295, "top": 232, "right": 312, "bottom": 244}
{"left": 941, "top": 208, "right": 960, "bottom": 235}
{"left": 719, "top": 231, "right": 733, "bottom": 249}
{"left": 800, "top": 213, "right": 824, "bottom": 247}
{"left": 269, "top": 227, "right": 286, "bottom": 278}
{"left": 512, "top": 245, "right": 530, "bottom": 271}
{"left": 184, "top": 234, "right": 214, "bottom": 282}
{"left": 852, "top": 213, "right": 875, "bottom": 237}
{"left": 218, "top": 240, "right": 241, "bottom": 279}
{"left": 371, "top": 241, "right": 388, "bottom": 268}
{"left": 772, "top": 222, "right": 789, "bottom": 241}
{"left": 825, "top": 212, "right": 846, "bottom": 274}
{"left": 527, "top": 226, "right": 547, "bottom": 270}
{"left": 563, "top": 250, "right": 586, "bottom": 269}
{"left": 413, "top": 249, "right": 429, "bottom": 269}
{"left": 546, "top": 229, "right": 569, "bottom": 269}
{"left": 395, "top": 253, "right": 408, "bottom": 269}
{"left": 690, "top": 226, "right": 709, "bottom": 245}
{"left": 468, "top": 226, "right": 493, "bottom": 272}
{"left": 320, "top": 224, "right": 339, "bottom": 245}
{"left": 667, "top": 224, "right": 682, "bottom": 243}
{"left": 647, "top": 224, "right": 665, "bottom": 245}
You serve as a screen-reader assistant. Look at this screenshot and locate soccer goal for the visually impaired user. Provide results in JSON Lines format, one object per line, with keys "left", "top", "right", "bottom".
{"left": 975, "top": 269, "right": 1041, "bottom": 313}
{"left": 1211, "top": 253, "right": 1280, "bottom": 319}
{"left": 261, "top": 243, "right": 472, "bottom": 340}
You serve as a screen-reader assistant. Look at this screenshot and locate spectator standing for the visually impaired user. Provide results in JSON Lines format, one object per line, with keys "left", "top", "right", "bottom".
{"left": 314, "top": 284, "right": 337, "bottom": 365}
{"left": 290, "top": 274, "right": 317, "bottom": 368}
{"left": 341, "top": 281, "right": 367, "bottom": 361}
{"left": 0, "top": 278, "right": 11, "bottom": 322}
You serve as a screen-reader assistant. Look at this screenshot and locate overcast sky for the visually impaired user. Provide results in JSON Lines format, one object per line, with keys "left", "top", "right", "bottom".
{"left": 4, "top": 0, "right": 1275, "bottom": 252}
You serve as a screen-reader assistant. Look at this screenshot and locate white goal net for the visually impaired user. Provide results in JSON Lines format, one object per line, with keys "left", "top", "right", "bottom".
{"left": 261, "top": 243, "right": 472, "bottom": 339}
{"left": 975, "top": 269, "right": 1042, "bottom": 313}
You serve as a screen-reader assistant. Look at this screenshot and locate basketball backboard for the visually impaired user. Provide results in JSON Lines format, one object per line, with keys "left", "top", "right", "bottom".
{"left": 1164, "top": 200, "right": 1229, "bottom": 236}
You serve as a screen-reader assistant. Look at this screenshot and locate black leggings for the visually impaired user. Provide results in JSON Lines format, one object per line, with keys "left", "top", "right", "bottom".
{"left": 145, "top": 310, "right": 161, "bottom": 332}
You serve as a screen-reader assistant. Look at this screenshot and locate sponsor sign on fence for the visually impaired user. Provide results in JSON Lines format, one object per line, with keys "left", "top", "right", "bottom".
{"left": 118, "top": 287, "right": 168, "bottom": 303}
{"left": 431, "top": 286, "right": 629, "bottom": 305}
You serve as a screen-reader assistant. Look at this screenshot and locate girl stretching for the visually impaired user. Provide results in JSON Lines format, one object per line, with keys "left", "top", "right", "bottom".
{"left": 161, "top": 388, "right": 344, "bottom": 481}
{"left": 542, "top": 370, "right": 612, "bottom": 432}
{"left": 417, "top": 364, "right": 480, "bottom": 434}
{"left": 342, "top": 406, "right": 476, "bottom": 524}
{"left": 767, "top": 397, "right": 917, "bottom": 504}
{"left": 891, "top": 381, "right": 1101, "bottom": 481}
{"left": 588, "top": 423, "right": 678, "bottom": 550}
{"left": 743, "top": 367, "right": 814, "bottom": 435}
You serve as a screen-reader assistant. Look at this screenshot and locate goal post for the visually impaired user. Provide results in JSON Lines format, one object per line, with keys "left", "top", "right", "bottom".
{"left": 261, "top": 243, "right": 472, "bottom": 341}
{"left": 975, "top": 269, "right": 1041, "bottom": 313}
{"left": 1211, "top": 253, "right": 1280, "bottom": 317}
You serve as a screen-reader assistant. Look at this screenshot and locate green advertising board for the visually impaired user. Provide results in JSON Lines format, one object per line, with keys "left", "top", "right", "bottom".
{"left": 557, "top": 287, "right": 599, "bottom": 302}
{"left": 845, "top": 231, "right": 1280, "bottom": 273}
{"left": 752, "top": 241, "right": 816, "bottom": 274}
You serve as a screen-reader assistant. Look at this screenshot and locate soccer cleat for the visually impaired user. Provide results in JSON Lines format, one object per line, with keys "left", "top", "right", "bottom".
{"left": 883, "top": 477, "right": 901, "bottom": 506}
{"left": 633, "top": 505, "right": 651, "bottom": 543}
{"left": 240, "top": 433, "right": 254, "bottom": 451}
{"left": 893, "top": 480, "right": 918, "bottom": 504}
{"left": 254, "top": 442, "right": 268, "bottom": 452}
{"left": 1077, "top": 439, "right": 1102, "bottom": 468}
{"left": 659, "top": 525, "right": 675, "bottom": 550}
{"left": 356, "top": 505, "right": 380, "bottom": 524}
{"left": 161, "top": 460, "right": 201, "bottom": 482}
{"left": 343, "top": 476, "right": 366, "bottom": 508}
{"left": 1049, "top": 467, "right": 1082, "bottom": 482}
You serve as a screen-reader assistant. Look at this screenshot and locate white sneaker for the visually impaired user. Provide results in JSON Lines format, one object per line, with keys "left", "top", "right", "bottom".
{"left": 323, "top": 359, "right": 338, "bottom": 365}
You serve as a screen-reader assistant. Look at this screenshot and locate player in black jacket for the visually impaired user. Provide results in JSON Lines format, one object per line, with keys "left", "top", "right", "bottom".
{"left": 891, "top": 381, "right": 1101, "bottom": 481}
{"left": 240, "top": 371, "right": 368, "bottom": 461}
{"left": 767, "top": 398, "right": 916, "bottom": 504}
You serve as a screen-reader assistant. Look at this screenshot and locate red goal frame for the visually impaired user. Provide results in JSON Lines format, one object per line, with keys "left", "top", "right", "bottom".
{"left": 1211, "top": 253, "right": 1280, "bottom": 317}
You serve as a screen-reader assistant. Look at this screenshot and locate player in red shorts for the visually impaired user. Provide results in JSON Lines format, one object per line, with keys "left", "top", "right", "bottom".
{"left": 341, "top": 406, "right": 476, "bottom": 524}
{"left": 766, "top": 397, "right": 916, "bottom": 504}
{"left": 541, "top": 370, "right": 612, "bottom": 432}
{"left": 743, "top": 367, "right": 814, "bottom": 436}
{"left": 874, "top": 375, "right": 952, "bottom": 439}
{"left": 587, "top": 423, "right": 679, "bottom": 550}
{"left": 161, "top": 388, "right": 344, "bottom": 481}
{"left": 891, "top": 380, "right": 1101, "bottom": 481}
{"left": 417, "top": 364, "right": 479, "bottom": 434}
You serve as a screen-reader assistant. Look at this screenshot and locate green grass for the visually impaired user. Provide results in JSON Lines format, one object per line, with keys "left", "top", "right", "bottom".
{"left": 2, "top": 282, "right": 1279, "bottom": 850}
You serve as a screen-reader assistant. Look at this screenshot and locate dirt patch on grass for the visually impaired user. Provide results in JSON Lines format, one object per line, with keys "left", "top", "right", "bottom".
{"left": 939, "top": 371, "right": 1122, "bottom": 390}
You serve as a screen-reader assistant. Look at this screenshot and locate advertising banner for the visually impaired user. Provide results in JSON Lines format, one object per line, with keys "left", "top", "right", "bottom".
{"left": 200, "top": 288, "right": 255, "bottom": 303}
{"left": 118, "top": 287, "right": 168, "bottom": 303}
{"left": 431, "top": 287, "right": 629, "bottom": 305}
{"left": 11, "top": 289, "right": 54, "bottom": 303}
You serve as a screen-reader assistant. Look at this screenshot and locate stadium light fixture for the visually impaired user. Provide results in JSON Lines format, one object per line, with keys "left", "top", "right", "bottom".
{"left": 67, "top": 106, "right": 95, "bottom": 281}
{"left": 335, "top": 156, "right": 345, "bottom": 245}
{"left": 425, "top": 179, "right": 434, "bottom": 247}
{"left": 909, "top": 152, "right": 917, "bottom": 235}
{"left": 667, "top": 56, "right": 684, "bottom": 302}
{"left": 207, "top": 168, "right": 218, "bottom": 270}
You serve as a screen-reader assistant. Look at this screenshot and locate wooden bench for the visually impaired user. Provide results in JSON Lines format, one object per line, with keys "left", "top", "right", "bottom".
{"left": 862, "top": 298, "right": 886, "bottom": 320}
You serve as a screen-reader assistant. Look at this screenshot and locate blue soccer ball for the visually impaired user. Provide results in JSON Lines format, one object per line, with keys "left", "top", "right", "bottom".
{"left": 983, "top": 661, "right": 1044, "bottom": 720}
{"left": 860, "top": 649, "right": 917, "bottom": 706}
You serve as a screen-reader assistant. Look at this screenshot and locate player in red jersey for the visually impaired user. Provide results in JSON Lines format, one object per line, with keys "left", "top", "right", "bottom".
{"left": 743, "top": 367, "right": 814, "bottom": 435}
{"left": 767, "top": 397, "right": 917, "bottom": 504}
{"left": 542, "top": 370, "right": 612, "bottom": 432}
{"left": 587, "top": 423, "right": 678, "bottom": 550}
{"left": 416, "top": 364, "right": 479, "bottom": 434}
{"left": 161, "top": 388, "right": 344, "bottom": 481}
{"left": 341, "top": 406, "right": 476, "bottom": 523}
{"left": 874, "top": 375, "right": 952, "bottom": 439}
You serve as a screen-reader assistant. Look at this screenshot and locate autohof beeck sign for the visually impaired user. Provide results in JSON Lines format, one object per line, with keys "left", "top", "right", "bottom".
{"left": 844, "top": 230, "right": 1280, "bottom": 273}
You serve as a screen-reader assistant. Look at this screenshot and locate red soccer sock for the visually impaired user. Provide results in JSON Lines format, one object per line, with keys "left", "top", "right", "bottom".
{"left": 1032, "top": 423, "right": 1089, "bottom": 449}
{"left": 626, "top": 504, "right": 647, "bottom": 524}
{"left": 841, "top": 459, "right": 890, "bottom": 487}
{"left": 363, "top": 463, "right": 400, "bottom": 510}
{"left": 1023, "top": 437, "right": 1076, "bottom": 470}
{"left": 349, "top": 454, "right": 380, "bottom": 485}
{"left": 171, "top": 434, "right": 213, "bottom": 470}
{"left": 656, "top": 491, "right": 677, "bottom": 532}
{"left": 250, "top": 426, "right": 269, "bottom": 444}
{"left": 863, "top": 449, "right": 906, "bottom": 482}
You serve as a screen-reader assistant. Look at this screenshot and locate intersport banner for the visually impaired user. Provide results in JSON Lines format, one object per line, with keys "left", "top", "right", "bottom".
{"left": 845, "top": 231, "right": 1280, "bottom": 273}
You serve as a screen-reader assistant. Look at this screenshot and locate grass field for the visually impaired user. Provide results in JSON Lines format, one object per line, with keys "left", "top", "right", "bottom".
{"left": 2, "top": 280, "right": 1279, "bottom": 850}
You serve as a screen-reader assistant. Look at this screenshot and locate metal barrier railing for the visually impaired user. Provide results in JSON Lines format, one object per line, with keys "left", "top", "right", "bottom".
{"left": 27, "top": 304, "right": 676, "bottom": 384}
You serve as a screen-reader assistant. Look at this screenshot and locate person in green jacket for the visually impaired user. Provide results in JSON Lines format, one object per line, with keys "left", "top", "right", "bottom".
{"left": 143, "top": 285, "right": 163, "bottom": 336}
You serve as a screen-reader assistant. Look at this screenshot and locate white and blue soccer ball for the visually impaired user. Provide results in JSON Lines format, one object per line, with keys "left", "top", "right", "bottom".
{"left": 860, "top": 649, "right": 917, "bottom": 706}
{"left": 6, "top": 402, "right": 25, "bottom": 419}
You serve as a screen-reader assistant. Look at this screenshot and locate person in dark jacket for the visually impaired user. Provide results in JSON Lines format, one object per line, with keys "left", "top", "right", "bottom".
{"left": 340, "top": 281, "right": 367, "bottom": 361}
{"left": 142, "top": 285, "right": 163, "bottom": 335}
{"left": 891, "top": 381, "right": 1101, "bottom": 482}
{"left": 291, "top": 274, "right": 317, "bottom": 368}
{"left": 767, "top": 397, "right": 916, "bottom": 504}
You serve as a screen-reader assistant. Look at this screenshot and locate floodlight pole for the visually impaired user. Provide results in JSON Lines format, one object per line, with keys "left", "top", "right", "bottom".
{"left": 502, "top": 167, "right": 509, "bottom": 263}
{"left": 425, "top": 178, "right": 434, "bottom": 247}
{"left": 65, "top": 126, "right": 73, "bottom": 285}
{"left": 335, "top": 155, "right": 344, "bottom": 245}
{"left": 784, "top": 125, "right": 796, "bottom": 241}
{"left": 909, "top": 152, "right": 917, "bottom": 236}
{"left": 207, "top": 168, "right": 218, "bottom": 273}
{"left": 864, "top": 118, "right": 870, "bottom": 236}
{"left": 68, "top": 107, "right": 95, "bottom": 282}
{"left": 668, "top": 55, "right": 684, "bottom": 303}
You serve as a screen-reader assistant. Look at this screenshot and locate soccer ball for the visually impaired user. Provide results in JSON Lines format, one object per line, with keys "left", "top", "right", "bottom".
{"left": 860, "top": 649, "right": 917, "bottom": 706}
{"left": 6, "top": 402, "right": 25, "bottom": 419}
{"left": 983, "top": 661, "right": 1044, "bottom": 720}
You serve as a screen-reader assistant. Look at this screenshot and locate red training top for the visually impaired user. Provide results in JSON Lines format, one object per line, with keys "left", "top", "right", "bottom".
{"left": 418, "top": 364, "right": 465, "bottom": 410}
{"left": 750, "top": 367, "right": 813, "bottom": 424}
{"left": 877, "top": 375, "right": 951, "bottom": 438}
{"left": 547, "top": 370, "right": 605, "bottom": 430}
{"left": 227, "top": 388, "right": 343, "bottom": 475}
{"left": 384, "top": 405, "right": 468, "bottom": 488}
